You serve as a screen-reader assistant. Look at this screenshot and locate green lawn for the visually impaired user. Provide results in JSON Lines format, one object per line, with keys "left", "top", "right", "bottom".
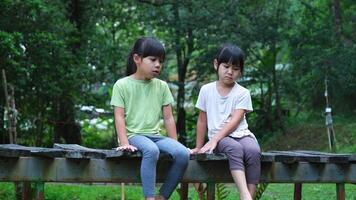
{"left": 1, "top": 182, "right": 356, "bottom": 200}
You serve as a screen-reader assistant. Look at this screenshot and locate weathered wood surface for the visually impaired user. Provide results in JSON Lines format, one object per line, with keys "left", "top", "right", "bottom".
{"left": 2, "top": 144, "right": 355, "bottom": 163}
{"left": 0, "top": 144, "right": 355, "bottom": 184}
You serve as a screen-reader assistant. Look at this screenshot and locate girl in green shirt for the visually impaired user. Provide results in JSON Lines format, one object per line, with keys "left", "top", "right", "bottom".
{"left": 111, "top": 37, "right": 189, "bottom": 200}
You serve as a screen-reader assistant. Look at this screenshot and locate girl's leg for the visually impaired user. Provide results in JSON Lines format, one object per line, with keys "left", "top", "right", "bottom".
{"left": 153, "top": 136, "right": 189, "bottom": 199}
{"left": 247, "top": 184, "right": 257, "bottom": 198}
{"left": 129, "top": 135, "right": 160, "bottom": 199}
{"left": 216, "top": 137, "right": 252, "bottom": 200}
{"left": 231, "top": 170, "right": 252, "bottom": 200}
{"left": 238, "top": 136, "right": 261, "bottom": 197}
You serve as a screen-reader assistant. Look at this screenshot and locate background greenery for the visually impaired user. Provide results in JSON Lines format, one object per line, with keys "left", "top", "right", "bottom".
{"left": 0, "top": 0, "right": 355, "bottom": 199}
{"left": 1, "top": 0, "right": 355, "bottom": 148}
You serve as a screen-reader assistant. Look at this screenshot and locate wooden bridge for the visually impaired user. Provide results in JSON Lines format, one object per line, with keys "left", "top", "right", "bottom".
{"left": 0, "top": 144, "right": 355, "bottom": 200}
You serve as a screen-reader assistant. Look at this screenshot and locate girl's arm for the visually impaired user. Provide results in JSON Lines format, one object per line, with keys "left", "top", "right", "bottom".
{"left": 162, "top": 104, "right": 178, "bottom": 140}
{"left": 199, "top": 109, "right": 245, "bottom": 153}
{"left": 191, "top": 111, "right": 207, "bottom": 153}
{"left": 114, "top": 107, "right": 137, "bottom": 151}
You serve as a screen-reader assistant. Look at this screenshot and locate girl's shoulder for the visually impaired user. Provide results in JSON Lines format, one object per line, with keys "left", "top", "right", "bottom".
{"left": 113, "top": 76, "right": 131, "bottom": 87}
{"left": 200, "top": 81, "right": 216, "bottom": 91}
{"left": 151, "top": 78, "right": 171, "bottom": 89}
{"left": 152, "top": 78, "right": 168, "bottom": 85}
{"left": 233, "top": 83, "right": 250, "bottom": 96}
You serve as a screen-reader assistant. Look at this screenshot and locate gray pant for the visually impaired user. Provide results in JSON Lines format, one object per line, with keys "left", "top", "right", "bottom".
{"left": 216, "top": 136, "right": 261, "bottom": 184}
{"left": 129, "top": 134, "right": 189, "bottom": 199}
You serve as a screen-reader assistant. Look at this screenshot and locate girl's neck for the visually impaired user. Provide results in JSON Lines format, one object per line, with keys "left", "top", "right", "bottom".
{"left": 216, "top": 80, "right": 235, "bottom": 97}
{"left": 217, "top": 80, "right": 235, "bottom": 89}
{"left": 131, "top": 72, "right": 152, "bottom": 81}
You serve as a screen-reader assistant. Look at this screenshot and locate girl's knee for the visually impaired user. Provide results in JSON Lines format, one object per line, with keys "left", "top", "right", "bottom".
{"left": 143, "top": 146, "right": 160, "bottom": 160}
{"left": 245, "top": 146, "right": 261, "bottom": 157}
{"left": 172, "top": 148, "right": 189, "bottom": 164}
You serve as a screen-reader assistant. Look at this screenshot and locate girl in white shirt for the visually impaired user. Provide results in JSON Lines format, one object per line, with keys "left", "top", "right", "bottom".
{"left": 191, "top": 44, "right": 261, "bottom": 200}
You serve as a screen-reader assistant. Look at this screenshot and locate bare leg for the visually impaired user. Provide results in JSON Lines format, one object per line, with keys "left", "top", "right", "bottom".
{"left": 247, "top": 184, "right": 257, "bottom": 198}
{"left": 146, "top": 197, "right": 155, "bottom": 200}
{"left": 231, "top": 170, "right": 252, "bottom": 200}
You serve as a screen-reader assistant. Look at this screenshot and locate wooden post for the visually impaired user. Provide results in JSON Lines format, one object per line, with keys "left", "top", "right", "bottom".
{"left": 336, "top": 183, "right": 345, "bottom": 200}
{"left": 206, "top": 182, "right": 215, "bottom": 200}
{"left": 120, "top": 183, "right": 125, "bottom": 200}
{"left": 23, "top": 182, "right": 32, "bottom": 200}
{"left": 179, "top": 183, "right": 188, "bottom": 200}
{"left": 324, "top": 77, "right": 336, "bottom": 152}
{"left": 33, "top": 182, "right": 45, "bottom": 200}
{"left": 293, "top": 183, "right": 302, "bottom": 200}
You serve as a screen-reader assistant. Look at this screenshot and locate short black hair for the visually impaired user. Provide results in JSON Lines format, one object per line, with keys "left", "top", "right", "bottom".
{"left": 215, "top": 44, "right": 244, "bottom": 73}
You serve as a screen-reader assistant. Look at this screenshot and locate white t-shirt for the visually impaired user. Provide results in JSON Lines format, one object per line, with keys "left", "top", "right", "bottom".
{"left": 195, "top": 81, "right": 255, "bottom": 140}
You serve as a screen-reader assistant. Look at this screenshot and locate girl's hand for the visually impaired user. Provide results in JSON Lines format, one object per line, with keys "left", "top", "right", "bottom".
{"left": 189, "top": 147, "right": 201, "bottom": 154}
{"left": 116, "top": 144, "right": 138, "bottom": 152}
{"left": 198, "top": 140, "right": 217, "bottom": 154}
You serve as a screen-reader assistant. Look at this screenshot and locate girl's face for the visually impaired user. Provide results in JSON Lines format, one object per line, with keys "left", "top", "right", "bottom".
{"left": 214, "top": 60, "right": 241, "bottom": 86}
{"left": 134, "top": 54, "right": 163, "bottom": 80}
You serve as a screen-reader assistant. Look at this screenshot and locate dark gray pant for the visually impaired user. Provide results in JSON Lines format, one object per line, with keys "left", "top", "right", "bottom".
{"left": 216, "top": 136, "right": 261, "bottom": 184}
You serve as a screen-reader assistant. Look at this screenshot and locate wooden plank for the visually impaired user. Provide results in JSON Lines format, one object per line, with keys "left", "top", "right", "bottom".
{"left": 54, "top": 143, "right": 107, "bottom": 159}
{"left": 269, "top": 151, "right": 324, "bottom": 163}
{"left": 190, "top": 153, "right": 227, "bottom": 161}
{"left": 0, "top": 144, "right": 30, "bottom": 157}
{"left": 190, "top": 152, "right": 275, "bottom": 162}
{"left": 0, "top": 144, "right": 66, "bottom": 158}
{"left": 53, "top": 143, "right": 145, "bottom": 159}
{"left": 1, "top": 157, "right": 355, "bottom": 183}
{"left": 261, "top": 152, "right": 275, "bottom": 162}
{"left": 54, "top": 143, "right": 175, "bottom": 160}
{"left": 349, "top": 155, "right": 356, "bottom": 163}
{"left": 293, "top": 150, "right": 349, "bottom": 163}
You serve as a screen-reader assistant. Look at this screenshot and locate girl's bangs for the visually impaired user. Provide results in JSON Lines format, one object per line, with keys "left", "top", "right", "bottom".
{"left": 142, "top": 39, "right": 166, "bottom": 61}
{"left": 217, "top": 48, "right": 242, "bottom": 67}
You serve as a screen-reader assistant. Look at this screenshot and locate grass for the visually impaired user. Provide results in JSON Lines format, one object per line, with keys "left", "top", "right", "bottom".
{"left": 261, "top": 113, "right": 356, "bottom": 153}
{"left": 1, "top": 183, "right": 356, "bottom": 199}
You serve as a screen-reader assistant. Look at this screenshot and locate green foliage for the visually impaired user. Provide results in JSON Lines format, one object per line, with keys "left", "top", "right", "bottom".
{"left": 216, "top": 183, "right": 230, "bottom": 200}
{"left": 254, "top": 183, "right": 269, "bottom": 200}
{"left": 80, "top": 117, "right": 115, "bottom": 149}
{"left": 0, "top": 0, "right": 355, "bottom": 147}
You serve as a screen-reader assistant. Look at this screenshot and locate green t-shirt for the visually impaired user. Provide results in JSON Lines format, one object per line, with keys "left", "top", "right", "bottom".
{"left": 110, "top": 76, "right": 174, "bottom": 137}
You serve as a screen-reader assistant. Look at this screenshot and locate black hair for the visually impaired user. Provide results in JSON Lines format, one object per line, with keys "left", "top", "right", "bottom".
{"left": 126, "top": 37, "right": 166, "bottom": 76}
{"left": 215, "top": 44, "right": 244, "bottom": 73}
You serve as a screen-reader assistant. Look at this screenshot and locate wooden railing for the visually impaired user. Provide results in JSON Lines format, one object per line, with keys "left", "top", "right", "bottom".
{"left": 0, "top": 144, "right": 355, "bottom": 200}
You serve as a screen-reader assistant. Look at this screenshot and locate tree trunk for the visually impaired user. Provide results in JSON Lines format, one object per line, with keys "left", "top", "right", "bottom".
{"left": 331, "top": 0, "right": 342, "bottom": 39}
{"left": 53, "top": 98, "right": 81, "bottom": 144}
{"left": 172, "top": 2, "right": 194, "bottom": 146}
{"left": 266, "top": 81, "right": 273, "bottom": 130}
{"left": 271, "top": 46, "right": 284, "bottom": 132}
{"left": 35, "top": 110, "right": 44, "bottom": 146}
{"left": 52, "top": 0, "right": 83, "bottom": 144}
{"left": 0, "top": 105, "right": 4, "bottom": 144}
{"left": 2, "top": 69, "right": 17, "bottom": 144}
{"left": 9, "top": 85, "right": 17, "bottom": 143}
